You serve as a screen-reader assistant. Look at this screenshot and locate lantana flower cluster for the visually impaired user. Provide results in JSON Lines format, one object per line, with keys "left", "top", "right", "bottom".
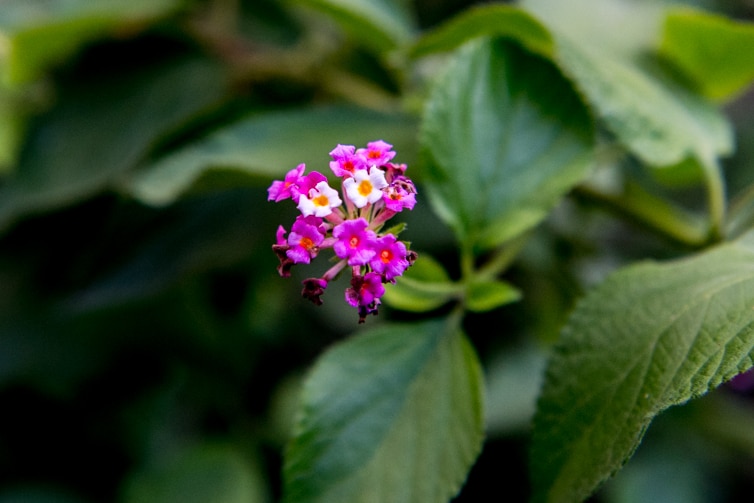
{"left": 268, "top": 140, "right": 417, "bottom": 323}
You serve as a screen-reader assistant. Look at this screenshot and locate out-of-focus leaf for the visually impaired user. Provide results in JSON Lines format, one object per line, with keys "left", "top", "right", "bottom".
{"left": 0, "top": 0, "right": 185, "bottom": 86}
{"left": 0, "top": 84, "right": 27, "bottom": 173}
{"left": 282, "top": 317, "right": 485, "bottom": 503}
{"left": 0, "top": 313, "right": 110, "bottom": 395}
{"left": 288, "top": 0, "right": 415, "bottom": 52}
{"left": 522, "top": 0, "right": 732, "bottom": 169}
{"left": 413, "top": 0, "right": 733, "bottom": 174}
{"left": 0, "top": 56, "right": 229, "bottom": 234}
{"left": 121, "top": 442, "right": 269, "bottom": 503}
{"left": 660, "top": 7, "right": 754, "bottom": 102}
{"left": 521, "top": 0, "right": 664, "bottom": 57}
{"left": 124, "top": 106, "right": 418, "bottom": 206}
{"left": 419, "top": 38, "right": 594, "bottom": 251}
{"left": 553, "top": 36, "right": 731, "bottom": 168}
{"left": 381, "top": 252, "right": 459, "bottom": 312}
{"left": 409, "top": 3, "right": 553, "bottom": 59}
{"left": 63, "top": 189, "right": 267, "bottom": 311}
{"left": 484, "top": 341, "right": 547, "bottom": 435}
{"left": 599, "top": 438, "right": 715, "bottom": 503}
{"left": 465, "top": 278, "right": 521, "bottom": 313}
{"left": 529, "top": 230, "right": 754, "bottom": 503}
{"left": 0, "top": 487, "right": 89, "bottom": 503}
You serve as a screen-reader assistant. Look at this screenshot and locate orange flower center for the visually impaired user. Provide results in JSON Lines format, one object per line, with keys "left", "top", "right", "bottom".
{"left": 314, "top": 194, "right": 329, "bottom": 207}
{"left": 358, "top": 180, "right": 373, "bottom": 197}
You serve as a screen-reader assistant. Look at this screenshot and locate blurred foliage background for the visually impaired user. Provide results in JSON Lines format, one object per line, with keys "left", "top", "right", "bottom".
{"left": 2, "top": 0, "right": 754, "bottom": 502}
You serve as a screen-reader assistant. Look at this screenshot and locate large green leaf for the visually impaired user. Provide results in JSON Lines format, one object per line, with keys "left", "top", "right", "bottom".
{"left": 282, "top": 317, "right": 485, "bottom": 503}
{"left": 413, "top": 0, "right": 733, "bottom": 170}
{"left": 529, "top": 231, "right": 754, "bottom": 503}
{"left": 124, "top": 106, "right": 418, "bottom": 206}
{"left": 0, "top": 0, "right": 184, "bottom": 86}
{"left": 660, "top": 7, "right": 754, "bottom": 102}
{"left": 0, "top": 56, "right": 229, "bottom": 233}
{"left": 419, "top": 38, "right": 594, "bottom": 251}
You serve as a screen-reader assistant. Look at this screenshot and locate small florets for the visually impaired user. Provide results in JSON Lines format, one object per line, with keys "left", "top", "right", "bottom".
{"left": 267, "top": 140, "right": 417, "bottom": 323}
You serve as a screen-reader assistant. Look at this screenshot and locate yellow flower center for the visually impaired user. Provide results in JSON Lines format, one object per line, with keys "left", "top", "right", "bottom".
{"left": 358, "top": 180, "right": 373, "bottom": 197}
{"left": 314, "top": 194, "right": 329, "bottom": 207}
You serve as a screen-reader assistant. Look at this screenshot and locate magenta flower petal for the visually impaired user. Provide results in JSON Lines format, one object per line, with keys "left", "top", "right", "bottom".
{"left": 267, "top": 163, "right": 306, "bottom": 202}
{"left": 329, "top": 144, "right": 367, "bottom": 178}
{"left": 286, "top": 216, "right": 325, "bottom": 264}
{"left": 345, "top": 272, "right": 385, "bottom": 307}
{"left": 370, "top": 234, "right": 409, "bottom": 282}
{"left": 357, "top": 140, "right": 396, "bottom": 167}
{"left": 333, "top": 218, "right": 377, "bottom": 265}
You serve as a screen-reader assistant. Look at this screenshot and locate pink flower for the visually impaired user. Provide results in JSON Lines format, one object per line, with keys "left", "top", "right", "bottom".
{"left": 329, "top": 144, "right": 367, "bottom": 178}
{"left": 343, "top": 167, "right": 388, "bottom": 208}
{"left": 267, "top": 163, "right": 305, "bottom": 202}
{"left": 357, "top": 140, "right": 395, "bottom": 167}
{"left": 286, "top": 216, "right": 326, "bottom": 264}
{"left": 296, "top": 171, "right": 328, "bottom": 199}
{"left": 297, "top": 180, "right": 343, "bottom": 217}
{"left": 345, "top": 272, "right": 385, "bottom": 323}
{"left": 333, "top": 218, "right": 377, "bottom": 265}
{"left": 383, "top": 177, "right": 417, "bottom": 212}
{"left": 369, "top": 234, "right": 409, "bottom": 282}
{"left": 275, "top": 225, "right": 287, "bottom": 245}
{"left": 272, "top": 225, "right": 294, "bottom": 277}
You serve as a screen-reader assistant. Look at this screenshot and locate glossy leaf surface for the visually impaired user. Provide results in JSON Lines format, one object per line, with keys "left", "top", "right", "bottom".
{"left": 283, "top": 317, "right": 484, "bottom": 503}
{"left": 419, "top": 38, "right": 594, "bottom": 251}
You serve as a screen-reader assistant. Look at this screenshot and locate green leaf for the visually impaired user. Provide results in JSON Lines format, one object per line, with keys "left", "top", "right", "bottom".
{"left": 465, "top": 278, "right": 521, "bottom": 313}
{"left": 419, "top": 38, "right": 594, "bottom": 251}
{"left": 660, "top": 7, "right": 754, "bottom": 102}
{"left": 521, "top": 0, "right": 664, "bottom": 57}
{"left": 0, "top": 56, "right": 229, "bottom": 233}
{"left": 124, "top": 105, "right": 418, "bottom": 206}
{"left": 529, "top": 231, "right": 754, "bottom": 503}
{"left": 520, "top": 0, "right": 733, "bottom": 236}
{"left": 0, "top": 0, "right": 185, "bottom": 86}
{"left": 408, "top": 3, "right": 553, "bottom": 59}
{"left": 521, "top": 0, "right": 732, "bottom": 168}
{"left": 122, "top": 442, "right": 269, "bottom": 503}
{"left": 0, "top": 83, "right": 28, "bottom": 174}
{"left": 552, "top": 35, "right": 732, "bottom": 168}
{"left": 289, "top": 0, "right": 415, "bottom": 52}
{"left": 381, "top": 253, "right": 460, "bottom": 313}
{"left": 282, "top": 317, "right": 485, "bottom": 503}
